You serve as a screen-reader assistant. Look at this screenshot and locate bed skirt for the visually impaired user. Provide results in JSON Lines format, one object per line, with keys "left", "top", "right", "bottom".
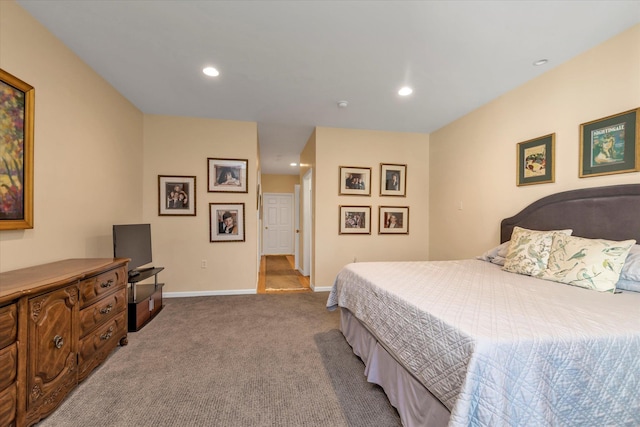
{"left": 340, "top": 308, "right": 450, "bottom": 427}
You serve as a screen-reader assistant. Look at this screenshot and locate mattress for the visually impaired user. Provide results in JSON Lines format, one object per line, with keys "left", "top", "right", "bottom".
{"left": 327, "top": 260, "right": 640, "bottom": 426}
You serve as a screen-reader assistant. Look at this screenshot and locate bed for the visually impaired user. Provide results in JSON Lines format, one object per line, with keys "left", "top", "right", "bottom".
{"left": 327, "top": 184, "right": 640, "bottom": 427}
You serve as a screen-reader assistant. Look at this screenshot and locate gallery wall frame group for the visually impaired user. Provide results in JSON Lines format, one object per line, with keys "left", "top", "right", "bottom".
{"left": 516, "top": 107, "right": 639, "bottom": 186}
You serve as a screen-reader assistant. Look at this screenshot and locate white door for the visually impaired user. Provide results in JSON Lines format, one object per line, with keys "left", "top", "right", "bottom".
{"left": 294, "top": 185, "right": 300, "bottom": 270}
{"left": 302, "top": 170, "right": 312, "bottom": 278}
{"left": 263, "top": 193, "right": 294, "bottom": 255}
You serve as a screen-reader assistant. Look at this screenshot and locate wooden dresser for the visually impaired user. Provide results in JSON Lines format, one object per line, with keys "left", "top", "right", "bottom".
{"left": 0, "top": 258, "right": 129, "bottom": 427}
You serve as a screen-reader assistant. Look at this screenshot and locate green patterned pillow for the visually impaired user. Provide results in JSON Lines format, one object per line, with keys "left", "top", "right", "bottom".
{"left": 502, "top": 227, "right": 572, "bottom": 276}
{"left": 541, "top": 234, "right": 636, "bottom": 292}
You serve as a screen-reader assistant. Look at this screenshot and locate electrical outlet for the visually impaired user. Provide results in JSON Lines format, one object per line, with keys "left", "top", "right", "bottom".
{"left": 201, "top": 260, "right": 207, "bottom": 269}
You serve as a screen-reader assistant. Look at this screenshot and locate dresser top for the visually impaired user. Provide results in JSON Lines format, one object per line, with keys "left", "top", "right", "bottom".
{"left": 0, "top": 258, "right": 129, "bottom": 303}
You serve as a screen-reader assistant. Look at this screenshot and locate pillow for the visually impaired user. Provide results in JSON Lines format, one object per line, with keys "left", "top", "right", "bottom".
{"left": 502, "top": 227, "right": 572, "bottom": 276}
{"left": 476, "top": 241, "right": 510, "bottom": 266}
{"left": 541, "top": 235, "right": 636, "bottom": 292}
{"left": 620, "top": 244, "right": 640, "bottom": 282}
{"left": 615, "top": 279, "right": 640, "bottom": 293}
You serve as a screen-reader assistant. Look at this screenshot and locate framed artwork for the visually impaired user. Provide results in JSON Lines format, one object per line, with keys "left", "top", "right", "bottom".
{"left": 158, "top": 175, "right": 196, "bottom": 216}
{"left": 516, "top": 133, "right": 555, "bottom": 186}
{"left": 0, "top": 69, "right": 34, "bottom": 230}
{"left": 210, "top": 203, "right": 245, "bottom": 242}
{"left": 378, "top": 206, "right": 409, "bottom": 234}
{"left": 208, "top": 158, "right": 248, "bottom": 192}
{"left": 339, "top": 205, "right": 371, "bottom": 234}
{"left": 380, "top": 163, "right": 407, "bottom": 196}
{"left": 579, "top": 108, "right": 639, "bottom": 178}
{"left": 339, "top": 166, "right": 371, "bottom": 196}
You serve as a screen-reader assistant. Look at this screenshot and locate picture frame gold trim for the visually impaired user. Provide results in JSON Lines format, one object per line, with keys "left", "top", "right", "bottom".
{"left": 339, "top": 205, "right": 371, "bottom": 234}
{"left": 210, "top": 202, "right": 245, "bottom": 242}
{"left": 378, "top": 206, "right": 409, "bottom": 234}
{"left": 380, "top": 163, "right": 407, "bottom": 196}
{"left": 516, "top": 133, "right": 555, "bottom": 186}
{"left": 339, "top": 166, "right": 371, "bottom": 196}
{"left": 0, "top": 69, "right": 34, "bottom": 230}
{"left": 158, "top": 175, "right": 196, "bottom": 216}
{"left": 579, "top": 108, "right": 639, "bottom": 178}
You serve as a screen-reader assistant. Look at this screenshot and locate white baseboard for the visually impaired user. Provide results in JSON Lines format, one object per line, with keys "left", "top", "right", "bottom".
{"left": 164, "top": 289, "right": 257, "bottom": 298}
{"left": 165, "top": 287, "right": 331, "bottom": 298}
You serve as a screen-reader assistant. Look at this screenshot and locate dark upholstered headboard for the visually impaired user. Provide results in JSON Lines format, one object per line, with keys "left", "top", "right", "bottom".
{"left": 500, "top": 184, "right": 640, "bottom": 244}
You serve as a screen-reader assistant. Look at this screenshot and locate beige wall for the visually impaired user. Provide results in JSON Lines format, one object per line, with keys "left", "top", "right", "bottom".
{"left": 0, "top": 1, "right": 143, "bottom": 272}
{"left": 429, "top": 25, "right": 640, "bottom": 261}
{"left": 312, "top": 127, "right": 430, "bottom": 288}
{"left": 143, "top": 115, "right": 259, "bottom": 293}
{"left": 261, "top": 174, "right": 299, "bottom": 193}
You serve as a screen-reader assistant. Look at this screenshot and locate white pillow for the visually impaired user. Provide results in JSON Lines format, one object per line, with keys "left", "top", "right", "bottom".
{"left": 620, "top": 244, "right": 640, "bottom": 282}
{"left": 503, "top": 227, "right": 572, "bottom": 277}
{"left": 476, "top": 241, "right": 510, "bottom": 266}
{"left": 616, "top": 279, "right": 640, "bottom": 293}
{"left": 541, "top": 235, "right": 636, "bottom": 292}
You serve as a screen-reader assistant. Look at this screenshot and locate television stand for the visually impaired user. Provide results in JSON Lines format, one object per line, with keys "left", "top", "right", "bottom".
{"left": 127, "top": 267, "right": 164, "bottom": 332}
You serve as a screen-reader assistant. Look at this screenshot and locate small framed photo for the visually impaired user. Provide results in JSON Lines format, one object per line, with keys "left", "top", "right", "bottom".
{"left": 380, "top": 163, "right": 407, "bottom": 196}
{"left": 210, "top": 203, "right": 245, "bottom": 242}
{"left": 378, "top": 206, "right": 409, "bottom": 234}
{"left": 339, "top": 166, "right": 371, "bottom": 196}
{"left": 339, "top": 206, "right": 371, "bottom": 234}
{"left": 158, "top": 175, "right": 196, "bottom": 216}
{"left": 516, "top": 134, "right": 555, "bottom": 186}
{"left": 579, "top": 108, "right": 639, "bottom": 178}
{"left": 208, "top": 158, "right": 248, "bottom": 192}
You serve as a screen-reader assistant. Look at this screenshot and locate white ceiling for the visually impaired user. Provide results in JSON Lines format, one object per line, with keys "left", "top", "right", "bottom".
{"left": 16, "top": 1, "right": 640, "bottom": 175}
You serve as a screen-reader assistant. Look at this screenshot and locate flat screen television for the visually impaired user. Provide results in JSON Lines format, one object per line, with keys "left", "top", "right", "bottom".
{"left": 113, "top": 224, "right": 153, "bottom": 277}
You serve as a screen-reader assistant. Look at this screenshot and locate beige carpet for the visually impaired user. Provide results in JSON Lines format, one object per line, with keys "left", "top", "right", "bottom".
{"left": 36, "top": 292, "right": 402, "bottom": 427}
{"left": 265, "top": 255, "right": 306, "bottom": 290}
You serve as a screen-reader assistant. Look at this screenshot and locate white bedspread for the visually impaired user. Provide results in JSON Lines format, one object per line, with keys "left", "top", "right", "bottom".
{"left": 327, "top": 260, "right": 640, "bottom": 426}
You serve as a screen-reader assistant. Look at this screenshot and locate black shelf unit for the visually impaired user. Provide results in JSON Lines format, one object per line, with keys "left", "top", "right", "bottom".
{"left": 127, "top": 267, "right": 164, "bottom": 331}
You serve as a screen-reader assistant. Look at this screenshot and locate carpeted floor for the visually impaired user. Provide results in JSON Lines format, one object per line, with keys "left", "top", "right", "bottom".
{"left": 36, "top": 292, "right": 401, "bottom": 427}
{"left": 265, "top": 255, "right": 306, "bottom": 290}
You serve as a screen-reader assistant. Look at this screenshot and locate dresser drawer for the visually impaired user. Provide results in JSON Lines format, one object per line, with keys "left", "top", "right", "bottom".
{"left": 0, "top": 304, "right": 17, "bottom": 349}
{"left": 79, "top": 266, "right": 127, "bottom": 308}
{"left": 78, "top": 310, "right": 127, "bottom": 381}
{"left": 0, "top": 343, "right": 17, "bottom": 392}
{"left": 0, "top": 381, "right": 16, "bottom": 427}
{"left": 79, "top": 288, "right": 127, "bottom": 337}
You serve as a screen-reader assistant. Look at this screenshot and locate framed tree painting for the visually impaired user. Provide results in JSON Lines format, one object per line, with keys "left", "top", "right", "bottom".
{"left": 579, "top": 108, "right": 639, "bottom": 178}
{"left": 208, "top": 158, "right": 248, "bottom": 193}
{"left": 378, "top": 206, "right": 409, "bottom": 234}
{"left": 0, "top": 69, "right": 34, "bottom": 230}
{"left": 380, "top": 163, "right": 407, "bottom": 196}
{"left": 339, "top": 205, "right": 371, "bottom": 234}
{"left": 339, "top": 166, "right": 371, "bottom": 196}
{"left": 210, "top": 203, "right": 245, "bottom": 242}
{"left": 516, "top": 133, "right": 555, "bottom": 186}
{"left": 158, "top": 175, "right": 196, "bottom": 216}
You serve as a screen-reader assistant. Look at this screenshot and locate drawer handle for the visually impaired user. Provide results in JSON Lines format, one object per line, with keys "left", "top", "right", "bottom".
{"left": 100, "top": 304, "right": 114, "bottom": 314}
{"left": 53, "top": 335, "right": 64, "bottom": 349}
{"left": 100, "top": 326, "right": 114, "bottom": 341}
{"left": 100, "top": 279, "right": 114, "bottom": 288}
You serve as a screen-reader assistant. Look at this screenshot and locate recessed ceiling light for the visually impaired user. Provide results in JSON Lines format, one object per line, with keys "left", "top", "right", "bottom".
{"left": 398, "top": 86, "right": 413, "bottom": 96}
{"left": 203, "top": 67, "right": 219, "bottom": 77}
{"left": 290, "top": 163, "right": 297, "bottom": 167}
{"left": 533, "top": 59, "right": 548, "bottom": 66}
{"left": 337, "top": 100, "right": 348, "bottom": 108}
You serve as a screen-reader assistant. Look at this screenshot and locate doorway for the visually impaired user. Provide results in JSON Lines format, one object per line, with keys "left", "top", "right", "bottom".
{"left": 258, "top": 192, "right": 310, "bottom": 293}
